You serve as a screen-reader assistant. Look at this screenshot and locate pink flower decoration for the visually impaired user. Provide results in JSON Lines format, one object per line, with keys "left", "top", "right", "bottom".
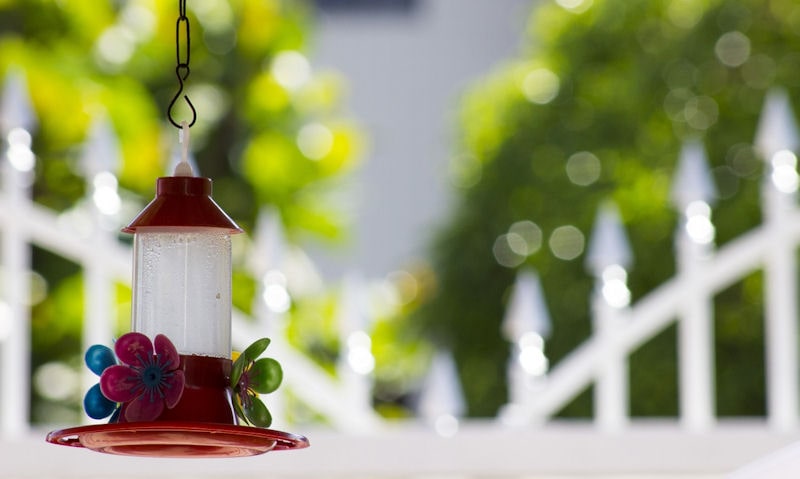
{"left": 100, "top": 332, "right": 185, "bottom": 422}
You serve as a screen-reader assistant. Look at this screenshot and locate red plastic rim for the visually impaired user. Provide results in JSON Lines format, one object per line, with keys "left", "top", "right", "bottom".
{"left": 46, "top": 422, "right": 309, "bottom": 458}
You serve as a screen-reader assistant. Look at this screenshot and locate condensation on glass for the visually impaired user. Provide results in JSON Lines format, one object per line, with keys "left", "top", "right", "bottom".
{"left": 131, "top": 227, "right": 233, "bottom": 358}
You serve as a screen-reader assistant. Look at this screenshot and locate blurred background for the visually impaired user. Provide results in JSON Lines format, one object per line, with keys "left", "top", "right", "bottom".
{"left": 3, "top": 0, "right": 800, "bottom": 477}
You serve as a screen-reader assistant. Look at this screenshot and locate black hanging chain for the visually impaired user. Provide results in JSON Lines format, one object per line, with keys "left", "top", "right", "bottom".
{"left": 167, "top": 0, "right": 197, "bottom": 128}
{"left": 176, "top": 0, "right": 190, "bottom": 69}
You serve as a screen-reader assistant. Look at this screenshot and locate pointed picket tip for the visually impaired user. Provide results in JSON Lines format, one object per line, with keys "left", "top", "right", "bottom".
{"left": 81, "top": 114, "right": 121, "bottom": 178}
{"left": 585, "top": 202, "right": 633, "bottom": 276}
{"left": 249, "top": 208, "right": 287, "bottom": 277}
{"left": 754, "top": 88, "right": 800, "bottom": 160}
{"left": 670, "top": 140, "right": 717, "bottom": 211}
{"left": 502, "top": 269, "right": 551, "bottom": 341}
{"left": 0, "top": 69, "right": 37, "bottom": 135}
{"left": 418, "top": 352, "right": 466, "bottom": 421}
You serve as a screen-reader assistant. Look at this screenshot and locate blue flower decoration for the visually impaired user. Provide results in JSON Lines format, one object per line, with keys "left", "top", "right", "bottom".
{"left": 83, "top": 344, "right": 120, "bottom": 421}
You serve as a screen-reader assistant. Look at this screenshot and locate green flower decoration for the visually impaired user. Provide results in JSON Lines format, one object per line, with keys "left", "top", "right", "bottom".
{"left": 231, "top": 338, "right": 283, "bottom": 428}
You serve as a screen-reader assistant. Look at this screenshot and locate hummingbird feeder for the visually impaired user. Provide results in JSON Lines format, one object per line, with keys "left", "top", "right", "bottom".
{"left": 46, "top": 0, "right": 308, "bottom": 458}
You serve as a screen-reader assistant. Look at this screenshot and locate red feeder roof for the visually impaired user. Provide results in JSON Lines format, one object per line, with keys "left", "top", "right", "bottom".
{"left": 123, "top": 176, "right": 243, "bottom": 234}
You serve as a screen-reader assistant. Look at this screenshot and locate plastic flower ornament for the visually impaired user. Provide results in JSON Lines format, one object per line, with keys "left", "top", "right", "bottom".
{"left": 100, "top": 332, "right": 186, "bottom": 422}
{"left": 231, "top": 338, "right": 283, "bottom": 427}
{"left": 83, "top": 344, "right": 120, "bottom": 421}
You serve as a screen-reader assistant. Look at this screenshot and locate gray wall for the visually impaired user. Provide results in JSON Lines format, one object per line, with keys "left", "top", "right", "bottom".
{"left": 309, "top": 0, "right": 531, "bottom": 279}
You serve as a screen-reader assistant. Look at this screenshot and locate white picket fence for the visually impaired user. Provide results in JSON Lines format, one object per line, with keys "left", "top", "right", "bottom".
{"left": 500, "top": 89, "right": 800, "bottom": 434}
{"left": 3, "top": 72, "right": 800, "bottom": 476}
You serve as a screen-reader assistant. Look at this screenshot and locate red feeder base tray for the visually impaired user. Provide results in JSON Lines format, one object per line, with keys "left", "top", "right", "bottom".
{"left": 46, "top": 422, "right": 309, "bottom": 458}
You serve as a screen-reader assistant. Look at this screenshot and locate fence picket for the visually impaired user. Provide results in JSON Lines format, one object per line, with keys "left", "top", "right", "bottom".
{"left": 500, "top": 269, "right": 551, "bottom": 425}
{"left": 762, "top": 182, "right": 799, "bottom": 431}
{"left": 0, "top": 160, "right": 32, "bottom": 437}
{"left": 756, "top": 89, "right": 800, "bottom": 431}
{"left": 0, "top": 71, "right": 35, "bottom": 437}
{"left": 673, "top": 141, "right": 717, "bottom": 431}
{"left": 587, "top": 203, "right": 632, "bottom": 431}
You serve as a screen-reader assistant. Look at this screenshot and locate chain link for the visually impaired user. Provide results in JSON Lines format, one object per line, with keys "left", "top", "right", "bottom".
{"left": 176, "top": 0, "right": 190, "bottom": 71}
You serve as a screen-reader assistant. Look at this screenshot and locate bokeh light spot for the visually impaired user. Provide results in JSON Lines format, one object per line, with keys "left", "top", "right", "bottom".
{"left": 271, "top": 51, "right": 311, "bottom": 91}
{"left": 555, "top": 0, "right": 593, "bottom": 14}
{"left": 347, "top": 331, "right": 375, "bottom": 375}
{"left": 727, "top": 143, "right": 760, "bottom": 178}
{"left": 685, "top": 201, "right": 715, "bottom": 244}
{"left": 29, "top": 272, "right": 48, "bottom": 306}
{"left": 92, "top": 172, "right": 121, "bottom": 215}
{"left": 771, "top": 150, "right": 799, "bottom": 193}
{"left": 387, "top": 270, "right": 419, "bottom": 305}
{"left": 522, "top": 68, "right": 560, "bottom": 105}
{"left": 34, "top": 362, "right": 79, "bottom": 401}
{"left": 667, "top": 0, "right": 704, "bottom": 29}
{"left": 8, "top": 127, "right": 31, "bottom": 148}
{"left": 566, "top": 151, "right": 601, "bottom": 186}
{"left": 684, "top": 95, "right": 719, "bottom": 130}
{"left": 7, "top": 128, "right": 35, "bottom": 172}
{"left": 508, "top": 220, "right": 543, "bottom": 256}
{"left": 297, "top": 123, "right": 334, "bottom": 160}
{"left": 262, "top": 270, "right": 291, "bottom": 313}
{"left": 601, "top": 265, "right": 631, "bottom": 308}
{"left": 548, "top": 225, "right": 585, "bottom": 260}
{"left": 518, "top": 332, "right": 548, "bottom": 376}
{"left": 95, "top": 26, "right": 136, "bottom": 67}
{"left": 121, "top": 3, "right": 156, "bottom": 40}
{"left": 493, "top": 234, "right": 526, "bottom": 268}
{"left": 715, "top": 31, "right": 751, "bottom": 67}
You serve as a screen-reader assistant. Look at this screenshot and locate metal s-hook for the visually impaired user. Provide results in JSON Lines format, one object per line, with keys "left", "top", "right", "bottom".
{"left": 167, "top": 0, "right": 196, "bottom": 129}
{"left": 168, "top": 65, "right": 196, "bottom": 128}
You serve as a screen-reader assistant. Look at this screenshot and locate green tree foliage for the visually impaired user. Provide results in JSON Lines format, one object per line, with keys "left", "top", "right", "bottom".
{"left": 0, "top": 0, "right": 362, "bottom": 423}
{"left": 1, "top": 0, "right": 361, "bottom": 232}
{"left": 418, "top": 0, "right": 800, "bottom": 417}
